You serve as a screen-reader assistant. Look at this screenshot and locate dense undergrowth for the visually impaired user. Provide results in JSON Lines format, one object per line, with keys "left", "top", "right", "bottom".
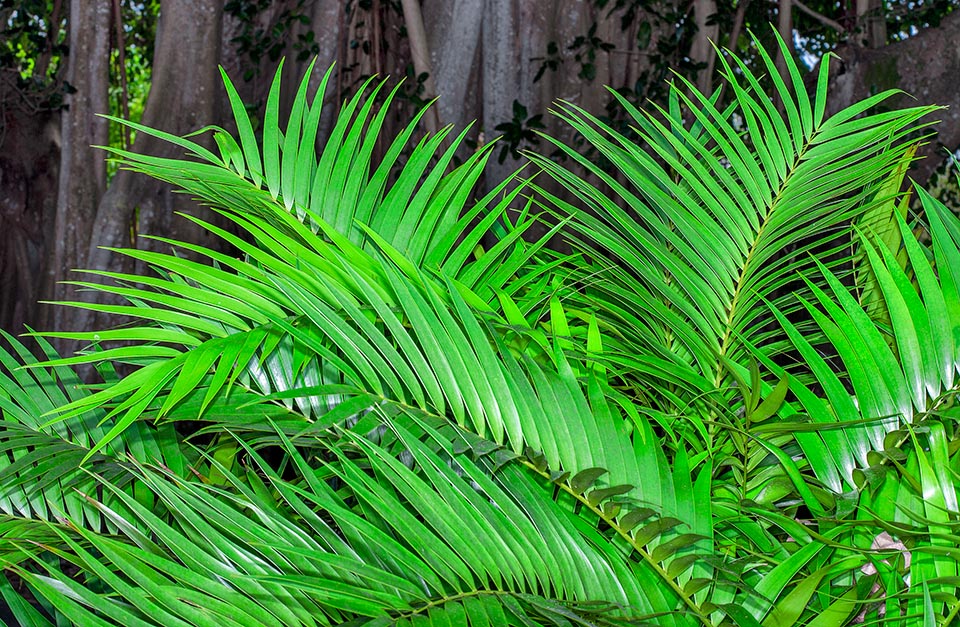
{"left": 2, "top": 35, "right": 960, "bottom": 626}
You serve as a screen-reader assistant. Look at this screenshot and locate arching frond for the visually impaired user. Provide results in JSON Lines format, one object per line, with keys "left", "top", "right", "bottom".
{"left": 530, "top": 37, "right": 937, "bottom": 425}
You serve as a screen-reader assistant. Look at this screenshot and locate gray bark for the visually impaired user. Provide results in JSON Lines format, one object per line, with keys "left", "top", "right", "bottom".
{"left": 855, "top": 0, "right": 887, "bottom": 48}
{"left": 424, "top": 0, "right": 484, "bottom": 130}
{"left": 282, "top": 0, "right": 342, "bottom": 140}
{"left": 827, "top": 10, "right": 960, "bottom": 185}
{"left": 78, "top": 0, "right": 224, "bottom": 333}
{"left": 481, "top": 0, "right": 522, "bottom": 187}
{"left": 400, "top": 0, "right": 441, "bottom": 132}
{"left": 775, "top": 0, "right": 793, "bottom": 96}
{"left": 50, "top": 0, "right": 110, "bottom": 332}
{"left": 691, "top": 0, "right": 719, "bottom": 94}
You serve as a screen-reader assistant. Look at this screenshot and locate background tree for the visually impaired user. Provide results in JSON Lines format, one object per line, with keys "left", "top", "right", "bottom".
{"left": 2, "top": 0, "right": 959, "bottom": 340}
{"left": 2, "top": 36, "right": 958, "bottom": 625}
{"left": 75, "top": 0, "right": 224, "bottom": 336}
{"left": 50, "top": 0, "right": 109, "bottom": 335}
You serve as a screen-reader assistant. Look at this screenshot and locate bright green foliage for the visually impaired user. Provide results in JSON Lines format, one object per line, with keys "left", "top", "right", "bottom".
{"left": 2, "top": 34, "right": 959, "bottom": 625}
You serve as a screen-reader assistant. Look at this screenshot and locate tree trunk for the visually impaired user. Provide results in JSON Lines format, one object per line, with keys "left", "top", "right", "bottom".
{"left": 856, "top": 0, "right": 886, "bottom": 47}
{"left": 0, "top": 108, "right": 61, "bottom": 335}
{"left": 728, "top": 0, "right": 750, "bottom": 57}
{"left": 767, "top": 0, "right": 794, "bottom": 112}
{"left": 49, "top": 0, "right": 111, "bottom": 334}
{"left": 423, "top": 0, "right": 484, "bottom": 131}
{"left": 77, "top": 0, "right": 224, "bottom": 334}
{"left": 827, "top": 10, "right": 960, "bottom": 185}
{"left": 279, "top": 0, "right": 342, "bottom": 141}
{"left": 481, "top": 0, "right": 523, "bottom": 188}
{"left": 400, "top": 0, "right": 441, "bottom": 133}
{"left": 691, "top": 0, "right": 719, "bottom": 94}
{"left": 775, "top": 0, "right": 793, "bottom": 90}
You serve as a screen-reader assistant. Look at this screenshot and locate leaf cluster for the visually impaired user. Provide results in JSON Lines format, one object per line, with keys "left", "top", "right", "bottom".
{"left": 2, "top": 31, "right": 959, "bottom": 626}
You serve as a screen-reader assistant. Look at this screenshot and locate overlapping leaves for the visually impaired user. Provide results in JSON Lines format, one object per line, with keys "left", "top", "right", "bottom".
{"left": 530, "top": 42, "right": 937, "bottom": 439}
{"left": 2, "top": 32, "right": 959, "bottom": 627}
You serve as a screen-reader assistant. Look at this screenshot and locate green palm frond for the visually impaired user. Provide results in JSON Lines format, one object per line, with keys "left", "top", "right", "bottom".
{"left": 38, "top": 203, "right": 695, "bottom": 536}
{"left": 749, "top": 188, "right": 960, "bottom": 491}
{"left": 99, "top": 64, "right": 552, "bottom": 303}
{"left": 8, "top": 34, "right": 960, "bottom": 625}
{"left": 3, "top": 422, "right": 691, "bottom": 626}
{"left": 529, "top": 36, "right": 938, "bottom": 425}
{"left": 0, "top": 332, "right": 188, "bottom": 537}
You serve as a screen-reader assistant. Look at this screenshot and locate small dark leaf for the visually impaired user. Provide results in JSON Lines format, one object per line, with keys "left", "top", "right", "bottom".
{"left": 526, "top": 449, "right": 548, "bottom": 473}
{"left": 491, "top": 449, "right": 518, "bottom": 470}
{"left": 884, "top": 430, "right": 906, "bottom": 449}
{"left": 857, "top": 465, "right": 888, "bottom": 492}
{"left": 637, "top": 21, "right": 652, "bottom": 48}
{"left": 602, "top": 502, "right": 621, "bottom": 518}
{"left": 586, "top": 484, "right": 633, "bottom": 507}
{"left": 512, "top": 99, "right": 528, "bottom": 119}
{"left": 633, "top": 517, "right": 683, "bottom": 547}
{"left": 836, "top": 490, "right": 859, "bottom": 518}
{"left": 684, "top": 578, "right": 712, "bottom": 596}
{"left": 472, "top": 439, "right": 498, "bottom": 456}
{"left": 882, "top": 447, "right": 907, "bottom": 462}
{"left": 852, "top": 468, "right": 867, "bottom": 490}
{"left": 750, "top": 375, "right": 790, "bottom": 423}
{"left": 666, "top": 554, "right": 701, "bottom": 579}
{"left": 617, "top": 507, "right": 655, "bottom": 532}
{"left": 570, "top": 467, "right": 608, "bottom": 494}
{"left": 651, "top": 533, "right": 707, "bottom": 562}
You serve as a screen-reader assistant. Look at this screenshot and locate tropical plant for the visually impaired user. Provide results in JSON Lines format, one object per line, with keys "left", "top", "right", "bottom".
{"left": 2, "top": 33, "right": 959, "bottom": 625}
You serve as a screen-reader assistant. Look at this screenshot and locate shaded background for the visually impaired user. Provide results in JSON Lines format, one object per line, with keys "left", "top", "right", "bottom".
{"left": 2, "top": 0, "right": 959, "bottom": 343}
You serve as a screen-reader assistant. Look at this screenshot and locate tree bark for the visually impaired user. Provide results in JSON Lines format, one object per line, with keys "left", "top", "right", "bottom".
{"left": 775, "top": 0, "right": 793, "bottom": 85}
{"left": 728, "top": 0, "right": 749, "bottom": 56}
{"left": 400, "top": 0, "right": 441, "bottom": 133}
{"left": 827, "top": 10, "right": 960, "bottom": 185}
{"left": 50, "top": 0, "right": 111, "bottom": 333}
{"left": 0, "top": 108, "right": 60, "bottom": 335}
{"left": 691, "top": 0, "right": 719, "bottom": 94}
{"left": 856, "top": 0, "right": 886, "bottom": 47}
{"left": 77, "top": 0, "right": 224, "bottom": 334}
{"left": 481, "top": 0, "right": 522, "bottom": 187}
{"left": 280, "top": 0, "right": 342, "bottom": 140}
{"left": 423, "top": 0, "right": 484, "bottom": 131}
{"left": 772, "top": 0, "right": 794, "bottom": 112}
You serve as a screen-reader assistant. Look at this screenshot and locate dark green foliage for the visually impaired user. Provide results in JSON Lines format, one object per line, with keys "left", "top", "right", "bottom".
{"left": 2, "top": 33, "right": 959, "bottom": 626}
